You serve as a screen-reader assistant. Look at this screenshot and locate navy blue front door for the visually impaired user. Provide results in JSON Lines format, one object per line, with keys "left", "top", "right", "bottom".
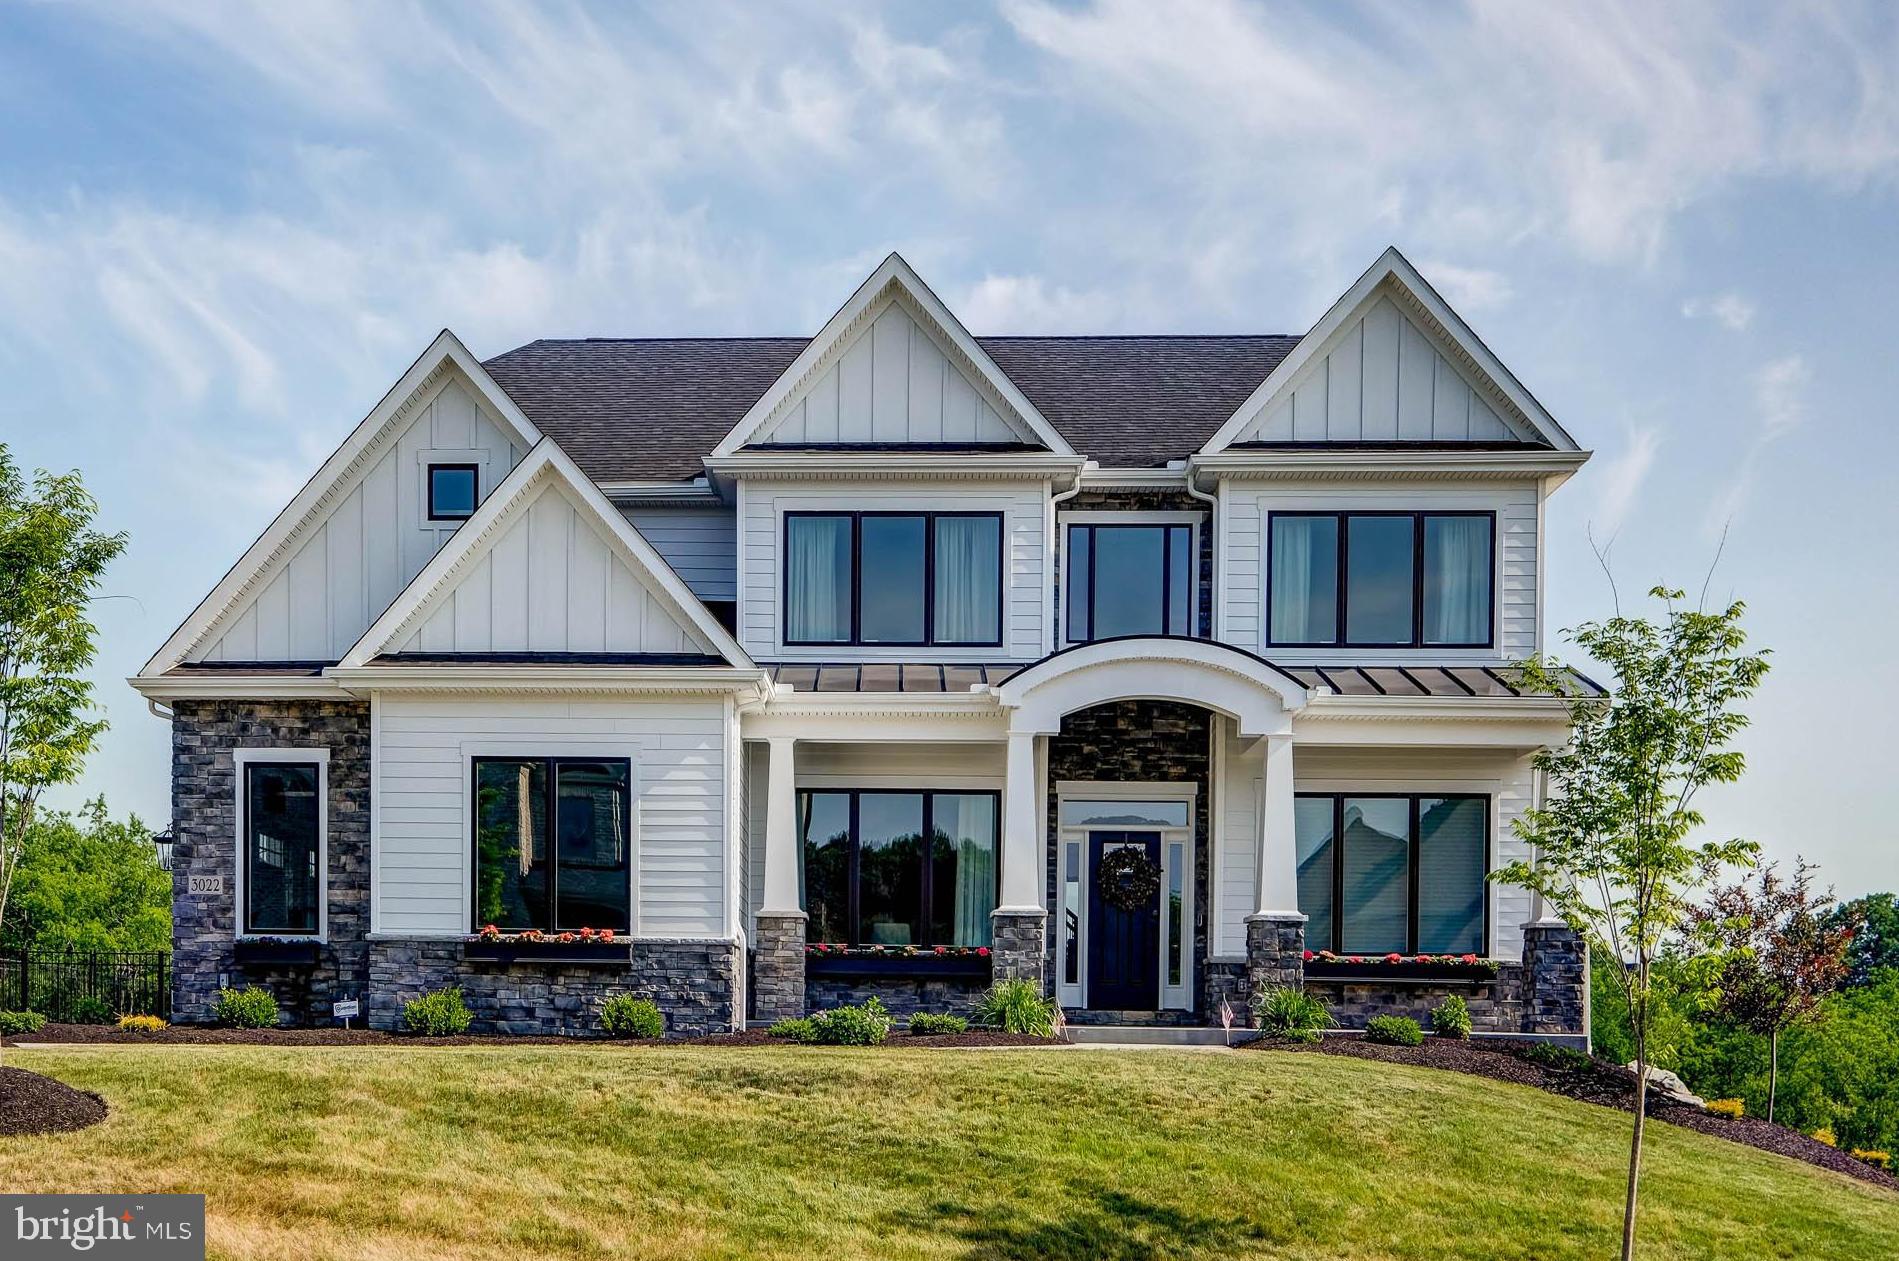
{"left": 1087, "top": 831, "right": 1162, "bottom": 1009}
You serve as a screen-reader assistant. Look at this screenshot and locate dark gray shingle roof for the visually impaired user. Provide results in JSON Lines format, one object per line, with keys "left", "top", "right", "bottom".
{"left": 483, "top": 334, "right": 1303, "bottom": 481}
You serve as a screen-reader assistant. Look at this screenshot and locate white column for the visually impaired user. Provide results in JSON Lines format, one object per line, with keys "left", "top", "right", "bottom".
{"left": 1253, "top": 734, "right": 1301, "bottom": 917}
{"left": 998, "top": 730, "right": 1045, "bottom": 914}
{"left": 761, "top": 736, "right": 803, "bottom": 916}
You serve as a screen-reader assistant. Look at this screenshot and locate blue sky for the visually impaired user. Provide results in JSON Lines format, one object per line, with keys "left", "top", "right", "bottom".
{"left": 4, "top": 1, "right": 1897, "bottom": 895}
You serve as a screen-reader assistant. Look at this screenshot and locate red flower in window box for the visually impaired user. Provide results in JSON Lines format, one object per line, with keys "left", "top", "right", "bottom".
{"left": 478, "top": 924, "right": 501, "bottom": 941}
{"left": 977, "top": 947, "right": 990, "bottom": 958}
{"left": 600, "top": 928, "right": 615, "bottom": 943}
{"left": 1303, "top": 950, "right": 1315, "bottom": 962}
{"left": 1461, "top": 953, "right": 1479, "bottom": 964}
{"left": 933, "top": 946, "right": 946, "bottom": 955}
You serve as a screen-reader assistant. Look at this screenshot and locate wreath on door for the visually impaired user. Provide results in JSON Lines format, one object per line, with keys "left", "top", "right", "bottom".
{"left": 1096, "top": 846, "right": 1163, "bottom": 912}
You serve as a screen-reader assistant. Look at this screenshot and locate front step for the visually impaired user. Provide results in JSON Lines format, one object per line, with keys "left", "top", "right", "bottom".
{"left": 1064, "top": 1024, "right": 1259, "bottom": 1047}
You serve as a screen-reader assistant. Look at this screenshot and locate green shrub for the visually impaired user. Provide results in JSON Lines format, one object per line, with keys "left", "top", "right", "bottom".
{"left": 805, "top": 998, "right": 892, "bottom": 1046}
{"left": 403, "top": 986, "right": 472, "bottom": 1036}
{"left": 214, "top": 986, "right": 279, "bottom": 1029}
{"left": 908, "top": 1012, "right": 969, "bottom": 1035}
{"left": 974, "top": 979, "right": 1056, "bottom": 1037}
{"left": 1252, "top": 986, "right": 1329, "bottom": 1043}
{"left": 1365, "top": 1015, "right": 1424, "bottom": 1047}
{"left": 0, "top": 1010, "right": 47, "bottom": 1036}
{"left": 600, "top": 994, "right": 664, "bottom": 1039}
{"left": 1521, "top": 1041, "right": 1595, "bottom": 1073}
{"left": 69, "top": 995, "right": 114, "bottom": 1025}
{"left": 1706, "top": 1097, "right": 1745, "bottom": 1120}
{"left": 1430, "top": 994, "right": 1472, "bottom": 1040}
{"left": 766, "top": 1016, "right": 815, "bottom": 1042}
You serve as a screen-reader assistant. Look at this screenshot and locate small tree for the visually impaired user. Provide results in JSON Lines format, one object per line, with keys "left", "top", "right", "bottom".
{"left": 1686, "top": 858, "right": 1855, "bottom": 1123}
{"left": 1828, "top": 892, "right": 1899, "bottom": 989}
{"left": 0, "top": 446, "right": 128, "bottom": 977}
{"left": 1496, "top": 587, "right": 1768, "bottom": 1261}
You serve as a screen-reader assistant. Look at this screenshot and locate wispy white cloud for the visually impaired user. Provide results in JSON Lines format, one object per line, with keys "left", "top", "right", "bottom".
{"left": 1682, "top": 291, "right": 1757, "bottom": 330}
{"left": 1418, "top": 261, "right": 1514, "bottom": 312}
{"left": 1706, "top": 353, "right": 1811, "bottom": 533}
{"left": 1593, "top": 424, "right": 1662, "bottom": 538}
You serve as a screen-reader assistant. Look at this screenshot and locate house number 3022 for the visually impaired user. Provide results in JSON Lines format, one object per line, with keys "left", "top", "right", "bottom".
{"left": 188, "top": 875, "right": 224, "bottom": 895}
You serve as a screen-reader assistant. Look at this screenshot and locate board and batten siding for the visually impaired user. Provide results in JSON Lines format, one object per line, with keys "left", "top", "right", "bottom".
{"left": 396, "top": 482, "right": 716, "bottom": 657}
{"left": 193, "top": 378, "right": 526, "bottom": 663}
{"left": 372, "top": 697, "right": 730, "bottom": 938}
{"left": 1220, "top": 479, "right": 1539, "bottom": 663}
{"left": 750, "top": 297, "right": 1026, "bottom": 447}
{"left": 737, "top": 479, "right": 1049, "bottom": 661}
{"left": 623, "top": 507, "right": 737, "bottom": 602}
{"left": 1291, "top": 747, "right": 1537, "bottom": 962}
{"left": 1231, "top": 294, "right": 1527, "bottom": 444}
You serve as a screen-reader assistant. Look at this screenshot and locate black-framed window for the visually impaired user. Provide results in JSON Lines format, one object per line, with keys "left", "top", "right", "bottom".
{"left": 472, "top": 757, "right": 631, "bottom": 932}
{"left": 243, "top": 762, "right": 322, "bottom": 935}
{"left": 1066, "top": 522, "right": 1195, "bottom": 642}
{"left": 784, "top": 511, "right": 1002, "bottom": 647}
{"left": 1294, "top": 793, "right": 1488, "bottom": 955}
{"left": 799, "top": 789, "right": 999, "bottom": 947}
{"left": 427, "top": 463, "right": 479, "bottom": 520}
{"left": 1267, "top": 511, "right": 1493, "bottom": 647}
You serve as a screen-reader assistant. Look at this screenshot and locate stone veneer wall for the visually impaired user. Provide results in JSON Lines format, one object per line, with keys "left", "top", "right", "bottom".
{"left": 170, "top": 699, "right": 372, "bottom": 1026}
{"left": 805, "top": 973, "right": 991, "bottom": 1017}
{"left": 1044, "top": 700, "right": 1212, "bottom": 1018}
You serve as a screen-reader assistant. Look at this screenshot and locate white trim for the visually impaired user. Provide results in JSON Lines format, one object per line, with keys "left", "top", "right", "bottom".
{"left": 139, "top": 331, "right": 542, "bottom": 676}
{"left": 705, "top": 452, "right": 1084, "bottom": 481}
{"left": 1199, "top": 247, "right": 1580, "bottom": 456}
{"left": 417, "top": 448, "right": 486, "bottom": 529}
{"left": 1191, "top": 450, "right": 1590, "bottom": 481}
{"left": 998, "top": 637, "right": 1307, "bottom": 738}
{"left": 329, "top": 664, "right": 766, "bottom": 699}
{"left": 336, "top": 439, "right": 754, "bottom": 670}
{"left": 710, "top": 253, "right": 1076, "bottom": 458}
{"left": 232, "top": 747, "right": 330, "bottom": 943}
{"left": 130, "top": 674, "right": 350, "bottom": 702}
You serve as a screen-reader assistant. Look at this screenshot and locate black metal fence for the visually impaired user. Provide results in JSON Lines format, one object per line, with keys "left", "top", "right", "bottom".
{"left": 0, "top": 950, "right": 170, "bottom": 1021}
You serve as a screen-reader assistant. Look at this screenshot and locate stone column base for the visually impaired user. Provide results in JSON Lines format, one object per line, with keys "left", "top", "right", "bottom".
{"left": 753, "top": 912, "right": 807, "bottom": 1022}
{"left": 1522, "top": 920, "right": 1588, "bottom": 1037}
{"left": 990, "top": 910, "right": 1047, "bottom": 990}
{"left": 1245, "top": 913, "right": 1307, "bottom": 1008}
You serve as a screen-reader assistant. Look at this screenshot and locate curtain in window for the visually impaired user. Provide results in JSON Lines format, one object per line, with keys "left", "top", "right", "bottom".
{"left": 933, "top": 516, "right": 1000, "bottom": 644}
{"left": 1423, "top": 516, "right": 1491, "bottom": 644}
{"left": 932, "top": 793, "right": 996, "bottom": 946}
{"left": 1269, "top": 517, "right": 1338, "bottom": 643}
{"left": 1418, "top": 797, "right": 1485, "bottom": 953}
{"left": 786, "top": 516, "right": 852, "bottom": 642}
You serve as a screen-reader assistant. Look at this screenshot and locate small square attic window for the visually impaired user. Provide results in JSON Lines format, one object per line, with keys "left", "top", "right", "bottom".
{"left": 427, "top": 464, "right": 478, "bottom": 520}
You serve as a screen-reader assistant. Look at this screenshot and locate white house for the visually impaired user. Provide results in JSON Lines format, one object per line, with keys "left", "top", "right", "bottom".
{"left": 131, "top": 248, "right": 1594, "bottom": 1040}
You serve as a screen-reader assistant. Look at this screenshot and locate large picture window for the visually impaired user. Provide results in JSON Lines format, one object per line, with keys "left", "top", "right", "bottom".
{"left": 1065, "top": 522, "right": 1195, "bottom": 642}
{"left": 799, "top": 789, "right": 998, "bottom": 947}
{"left": 1294, "top": 793, "right": 1488, "bottom": 955}
{"left": 784, "top": 512, "right": 1002, "bottom": 647}
{"left": 473, "top": 758, "right": 632, "bottom": 932}
{"left": 1268, "top": 512, "right": 1493, "bottom": 647}
{"left": 242, "top": 759, "right": 324, "bottom": 936}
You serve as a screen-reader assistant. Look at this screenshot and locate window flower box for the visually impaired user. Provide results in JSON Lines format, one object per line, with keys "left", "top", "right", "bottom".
{"left": 464, "top": 926, "right": 631, "bottom": 967}
{"left": 804, "top": 944, "right": 993, "bottom": 980}
{"left": 233, "top": 938, "right": 322, "bottom": 966}
{"left": 1301, "top": 951, "right": 1500, "bottom": 983}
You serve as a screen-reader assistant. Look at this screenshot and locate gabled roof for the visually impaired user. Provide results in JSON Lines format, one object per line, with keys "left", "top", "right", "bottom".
{"left": 139, "top": 331, "right": 542, "bottom": 677}
{"left": 709, "top": 253, "right": 1076, "bottom": 458}
{"left": 338, "top": 440, "right": 751, "bottom": 670}
{"left": 1199, "top": 247, "right": 1578, "bottom": 455}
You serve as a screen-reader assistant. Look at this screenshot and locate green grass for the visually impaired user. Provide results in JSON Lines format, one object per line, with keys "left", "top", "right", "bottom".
{"left": 4, "top": 1044, "right": 1895, "bottom": 1259}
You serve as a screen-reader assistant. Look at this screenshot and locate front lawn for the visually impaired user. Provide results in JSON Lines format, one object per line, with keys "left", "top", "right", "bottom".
{"left": 3, "top": 1044, "right": 1894, "bottom": 1259}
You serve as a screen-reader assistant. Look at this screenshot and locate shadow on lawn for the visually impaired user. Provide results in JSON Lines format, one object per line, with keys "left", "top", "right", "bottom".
{"left": 900, "top": 1188, "right": 1271, "bottom": 1259}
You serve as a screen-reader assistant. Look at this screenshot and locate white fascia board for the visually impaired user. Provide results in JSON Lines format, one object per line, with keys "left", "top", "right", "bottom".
{"left": 325, "top": 664, "right": 769, "bottom": 699}
{"left": 704, "top": 451, "right": 1085, "bottom": 483}
{"left": 1199, "top": 247, "right": 1580, "bottom": 456}
{"left": 138, "top": 330, "right": 543, "bottom": 677}
{"left": 128, "top": 674, "right": 352, "bottom": 702}
{"left": 1078, "top": 466, "right": 1190, "bottom": 487}
{"left": 337, "top": 439, "right": 754, "bottom": 670}
{"left": 708, "top": 252, "right": 1076, "bottom": 459}
{"left": 1190, "top": 449, "right": 1591, "bottom": 482}
{"left": 597, "top": 478, "right": 723, "bottom": 506}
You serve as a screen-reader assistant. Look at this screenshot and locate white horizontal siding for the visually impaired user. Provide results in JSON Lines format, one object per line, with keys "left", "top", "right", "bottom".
{"left": 373, "top": 697, "right": 730, "bottom": 938}
{"left": 737, "top": 479, "right": 1048, "bottom": 661}
{"left": 195, "top": 378, "right": 525, "bottom": 663}
{"left": 1220, "top": 479, "right": 1539, "bottom": 664}
{"left": 624, "top": 507, "right": 737, "bottom": 602}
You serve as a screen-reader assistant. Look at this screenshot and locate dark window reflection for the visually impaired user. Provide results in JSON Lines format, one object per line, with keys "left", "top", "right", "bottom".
{"left": 245, "top": 763, "right": 321, "bottom": 934}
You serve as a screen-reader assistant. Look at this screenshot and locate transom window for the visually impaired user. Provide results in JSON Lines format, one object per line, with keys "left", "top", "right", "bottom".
{"left": 784, "top": 512, "right": 1002, "bottom": 647}
{"left": 241, "top": 760, "right": 323, "bottom": 936}
{"left": 800, "top": 789, "right": 998, "bottom": 947}
{"left": 427, "top": 463, "right": 479, "bottom": 520}
{"left": 472, "top": 758, "right": 632, "bottom": 932}
{"left": 1065, "top": 522, "right": 1194, "bottom": 642}
{"left": 1268, "top": 512, "right": 1493, "bottom": 647}
{"left": 1295, "top": 793, "right": 1488, "bottom": 956}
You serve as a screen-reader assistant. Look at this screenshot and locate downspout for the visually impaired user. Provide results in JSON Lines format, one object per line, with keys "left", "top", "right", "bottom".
{"left": 1046, "top": 464, "right": 1089, "bottom": 653}
{"left": 1182, "top": 460, "right": 1219, "bottom": 639}
{"left": 146, "top": 697, "right": 174, "bottom": 721}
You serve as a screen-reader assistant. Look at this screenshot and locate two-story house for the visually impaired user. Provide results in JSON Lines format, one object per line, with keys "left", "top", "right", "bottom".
{"left": 132, "top": 248, "right": 1595, "bottom": 1043}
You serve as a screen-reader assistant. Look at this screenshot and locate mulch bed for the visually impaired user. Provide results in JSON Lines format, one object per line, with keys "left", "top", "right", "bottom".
{"left": 5, "top": 1023, "right": 1054, "bottom": 1051}
{"left": 1250, "top": 1035, "right": 1899, "bottom": 1191}
{"left": 0, "top": 1066, "right": 108, "bottom": 1136}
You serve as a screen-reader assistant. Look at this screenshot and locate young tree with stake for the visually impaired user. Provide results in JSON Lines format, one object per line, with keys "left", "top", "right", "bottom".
{"left": 1496, "top": 587, "right": 1768, "bottom": 1261}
